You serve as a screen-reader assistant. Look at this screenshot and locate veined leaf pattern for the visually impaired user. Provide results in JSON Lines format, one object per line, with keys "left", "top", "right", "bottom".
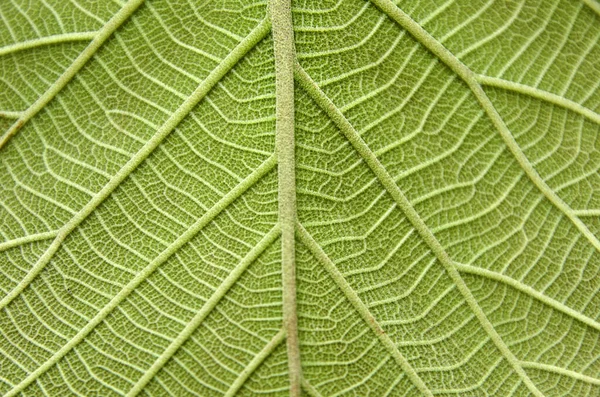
{"left": 0, "top": 0, "right": 599, "bottom": 396}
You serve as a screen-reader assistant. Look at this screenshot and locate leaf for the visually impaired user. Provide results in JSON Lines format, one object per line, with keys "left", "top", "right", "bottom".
{"left": 0, "top": 0, "right": 599, "bottom": 395}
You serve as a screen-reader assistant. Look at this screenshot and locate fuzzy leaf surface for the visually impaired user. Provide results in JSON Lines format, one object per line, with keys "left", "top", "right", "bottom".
{"left": 1, "top": 0, "right": 599, "bottom": 396}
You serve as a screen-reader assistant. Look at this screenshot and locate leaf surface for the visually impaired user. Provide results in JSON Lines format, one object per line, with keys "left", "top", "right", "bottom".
{"left": 1, "top": 0, "right": 599, "bottom": 396}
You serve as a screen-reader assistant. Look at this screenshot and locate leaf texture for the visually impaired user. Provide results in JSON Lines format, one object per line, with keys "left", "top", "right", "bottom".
{"left": 0, "top": 0, "right": 599, "bottom": 396}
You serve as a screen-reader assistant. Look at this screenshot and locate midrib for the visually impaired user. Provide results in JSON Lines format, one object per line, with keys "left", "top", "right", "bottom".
{"left": 270, "top": 0, "right": 302, "bottom": 396}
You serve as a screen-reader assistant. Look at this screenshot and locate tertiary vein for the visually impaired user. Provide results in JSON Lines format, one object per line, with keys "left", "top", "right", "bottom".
{"left": 0, "top": 17, "right": 272, "bottom": 313}
{"left": 294, "top": 61, "right": 546, "bottom": 397}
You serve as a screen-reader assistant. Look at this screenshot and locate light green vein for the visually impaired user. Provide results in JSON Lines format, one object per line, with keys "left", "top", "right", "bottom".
{"left": 454, "top": 262, "right": 600, "bottom": 332}
{"left": 582, "top": 0, "right": 600, "bottom": 17}
{"left": 369, "top": 0, "right": 600, "bottom": 255}
{"left": 0, "top": 32, "right": 97, "bottom": 57}
{"left": 302, "top": 379, "right": 324, "bottom": 397}
{"left": 477, "top": 74, "right": 600, "bottom": 125}
{"left": 0, "top": 111, "right": 23, "bottom": 119}
{"left": 573, "top": 209, "right": 600, "bottom": 217}
{"left": 296, "top": 223, "right": 433, "bottom": 397}
{"left": 127, "top": 225, "right": 281, "bottom": 396}
{"left": 294, "top": 63, "right": 545, "bottom": 397}
{"left": 0, "top": 17, "right": 272, "bottom": 312}
{"left": 270, "top": 1, "right": 301, "bottom": 396}
{"left": 224, "top": 328, "right": 286, "bottom": 397}
{"left": 4, "top": 154, "right": 277, "bottom": 397}
{"left": 0, "top": 231, "right": 58, "bottom": 253}
{"left": 0, "top": 0, "right": 145, "bottom": 149}
{"left": 520, "top": 361, "right": 600, "bottom": 385}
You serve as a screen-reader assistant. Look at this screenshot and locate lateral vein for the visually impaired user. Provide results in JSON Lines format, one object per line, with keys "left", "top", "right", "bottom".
{"left": 0, "top": 17, "right": 272, "bottom": 313}
{"left": 520, "top": 361, "right": 600, "bottom": 385}
{"left": 582, "top": 0, "right": 600, "bottom": 17}
{"left": 0, "top": 111, "right": 23, "bottom": 119}
{"left": 3, "top": 154, "right": 277, "bottom": 397}
{"left": 0, "top": 230, "right": 59, "bottom": 253}
{"left": 301, "top": 379, "right": 324, "bottom": 397}
{"left": 296, "top": 223, "right": 434, "bottom": 397}
{"left": 127, "top": 225, "right": 282, "bottom": 396}
{"left": 0, "top": 32, "right": 97, "bottom": 57}
{"left": 224, "top": 327, "right": 286, "bottom": 397}
{"left": 294, "top": 62, "right": 545, "bottom": 397}
{"left": 368, "top": 0, "right": 600, "bottom": 254}
{"left": 454, "top": 262, "right": 600, "bottom": 332}
{"left": 477, "top": 74, "right": 600, "bottom": 125}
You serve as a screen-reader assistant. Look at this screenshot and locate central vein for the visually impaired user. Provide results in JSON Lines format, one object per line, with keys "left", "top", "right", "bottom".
{"left": 270, "top": 0, "right": 301, "bottom": 396}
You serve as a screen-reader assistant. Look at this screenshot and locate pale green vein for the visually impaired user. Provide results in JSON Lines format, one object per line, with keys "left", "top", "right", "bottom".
{"left": 0, "top": 17, "right": 272, "bottom": 312}
{"left": 294, "top": 62, "right": 545, "bottom": 397}
{"left": 369, "top": 0, "right": 600, "bottom": 255}
{"left": 0, "top": 0, "right": 145, "bottom": 149}
{"left": 296, "top": 222, "right": 433, "bottom": 397}
{"left": 4, "top": 154, "right": 277, "bottom": 397}
{"left": 573, "top": 209, "right": 600, "bottom": 216}
{"left": 520, "top": 361, "right": 600, "bottom": 385}
{"left": 454, "top": 262, "right": 600, "bottom": 332}
{"left": 224, "top": 328, "right": 286, "bottom": 397}
{"left": 0, "top": 32, "right": 97, "bottom": 57}
{"left": 127, "top": 225, "right": 281, "bottom": 396}
{"left": 0, "top": 230, "right": 58, "bottom": 253}
{"left": 271, "top": 1, "right": 301, "bottom": 396}
{"left": 430, "top": 357, "right": 504, "bottom": 394}
{"left": 0, "top": 111, "right": 23, "bottom": 119}
{"left": 582, "top": 0, "right": 600, "bottom": 17}
{"left": 302, "top": 379, "right": 324, "bottom": 397}
{"left": 477, "top": 74, "right": 600, "bottom": 125}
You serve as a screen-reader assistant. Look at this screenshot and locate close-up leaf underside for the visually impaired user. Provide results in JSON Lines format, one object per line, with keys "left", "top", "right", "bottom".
{"left": 1, "top": 0, "right": 600, "bottom": 396}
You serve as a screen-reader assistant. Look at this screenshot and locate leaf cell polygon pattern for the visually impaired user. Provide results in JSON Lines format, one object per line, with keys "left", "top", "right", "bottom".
{"left": 0, "top": 0, "right": 599, "bottom": 396}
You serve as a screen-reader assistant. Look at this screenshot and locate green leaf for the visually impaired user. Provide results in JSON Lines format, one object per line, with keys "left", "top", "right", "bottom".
{"left": 1, "top": 0, "right": 599, "bottom": 395}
